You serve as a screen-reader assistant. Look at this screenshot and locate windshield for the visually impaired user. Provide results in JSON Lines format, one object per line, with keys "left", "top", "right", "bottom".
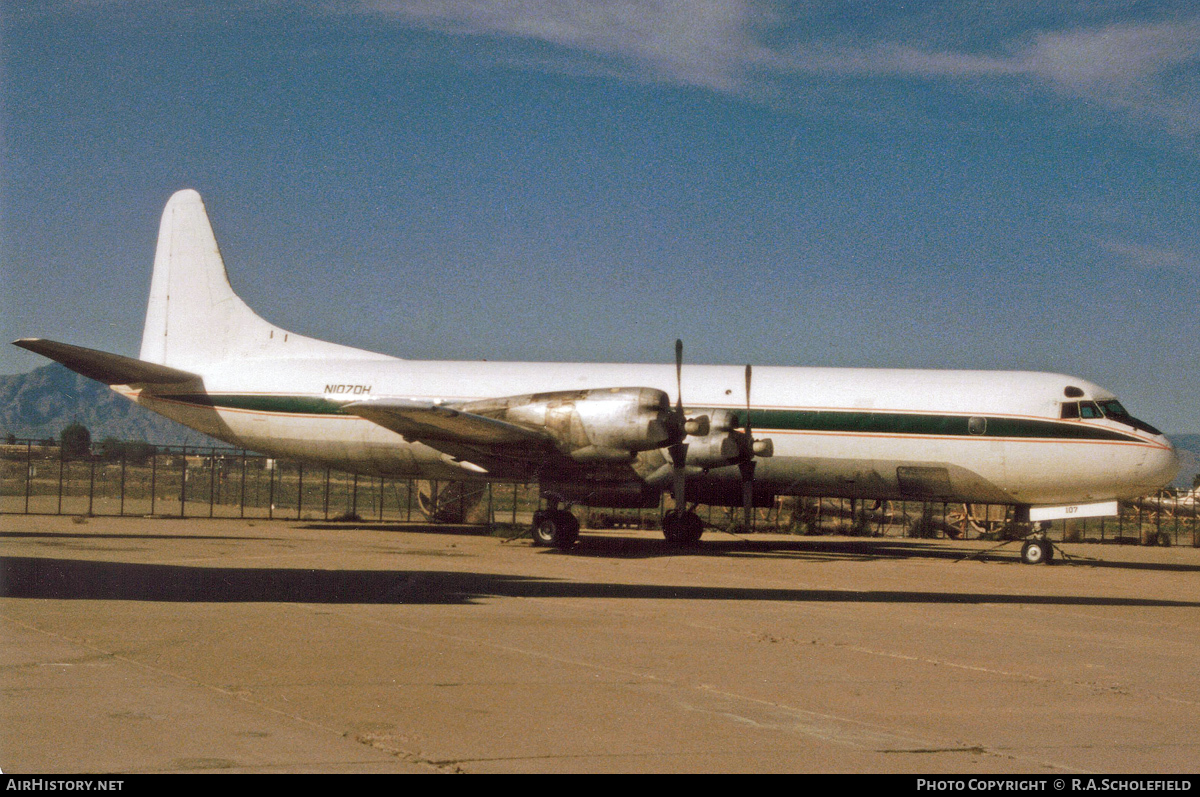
{"left": 1059, "top": 399, "right": 1163, "bottom": 436}
{"left": 1099, "top": 399, "right": 1163, "bottom": 436}
{"left": 1098, "top": 400, "right": 1128, "bottom": 418}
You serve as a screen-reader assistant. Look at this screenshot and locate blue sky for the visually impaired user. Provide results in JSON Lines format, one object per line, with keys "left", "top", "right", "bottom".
{"left": 2, "top": 1, "right": 1198, "bottom": 432}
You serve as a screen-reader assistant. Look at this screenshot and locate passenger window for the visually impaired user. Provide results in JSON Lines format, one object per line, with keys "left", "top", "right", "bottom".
{"left": 968, "top": 417, "right": 986, "bottom": 435}
{"left": 1060, "top": 402, "right": 1079, "bottom": 419}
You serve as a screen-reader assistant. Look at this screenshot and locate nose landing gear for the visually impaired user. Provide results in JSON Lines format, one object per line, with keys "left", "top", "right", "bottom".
{"left": 1020, "top": 535, "right": 1054, "bottom": 565}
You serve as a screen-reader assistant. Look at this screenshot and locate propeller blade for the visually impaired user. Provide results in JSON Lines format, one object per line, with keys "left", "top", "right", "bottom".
{"left": 675, "top": 339, "right": 684, "bottom": 402}
{"left": 672, "top": 447, "right": 688, "bottom": 508}
{"left": 742, "top": 363, "right": 754, "bottom": 530}
{"left": 744, "top": 364, "right": 752, "bottom": 433}
{"left": 741, "top": 460, "right": 756, "bottom": 529}
{"left": 670, "top": 339, "right": 688, "bottom": 509}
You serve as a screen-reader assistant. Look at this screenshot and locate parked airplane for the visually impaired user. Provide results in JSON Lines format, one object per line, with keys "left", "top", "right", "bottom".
{"left": 16, "top": 190, "right": 1179, "bottom": 562}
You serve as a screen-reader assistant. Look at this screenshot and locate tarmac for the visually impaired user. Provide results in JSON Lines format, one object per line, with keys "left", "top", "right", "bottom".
{"left": 2, "top": 514, "right": 1199, "bottom": 774}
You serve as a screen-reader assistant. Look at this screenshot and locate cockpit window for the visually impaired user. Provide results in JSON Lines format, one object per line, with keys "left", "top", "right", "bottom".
{"left": 1061, "top": 399, "right": 1163, "bottom": 435}
{"left": 1099, "top": 399, "right": 1163, "bottom": 435}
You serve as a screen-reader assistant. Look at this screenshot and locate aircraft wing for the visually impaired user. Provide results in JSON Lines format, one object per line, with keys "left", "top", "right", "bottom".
{"left": 344, "top": 399, "right": 552, "bottom": 448}
{"left": 13, "top": 338, "right": 200, "bottom": 385}
{"left": 343, "top": 398, "right": 569, "bottom": 477}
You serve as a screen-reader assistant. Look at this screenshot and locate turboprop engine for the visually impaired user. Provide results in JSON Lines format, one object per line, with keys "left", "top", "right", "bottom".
{"left": 673, "top": 409, "right": 773, "bottom": 468}
{"left": 465, "top": 387, "right": 678, "bottom": 464}
{"left": 681, "top": 409, "right": 744, "bottom": 468}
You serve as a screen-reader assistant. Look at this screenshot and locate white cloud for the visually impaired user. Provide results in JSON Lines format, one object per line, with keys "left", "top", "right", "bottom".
{"left": 1020, "top": 20, "right": 1200, "bottom": 133}
{"left": 361, "top": 1, "right": 1200, "bottom": 139}
{"left": 361, "top": 0, "right": 772, "bottom": 92}
{"left": 1100, "top": 240, "right": 1200, "bottom": 275}
{"left": 1025, "top": 20, "right": 1200, "bottom": 91}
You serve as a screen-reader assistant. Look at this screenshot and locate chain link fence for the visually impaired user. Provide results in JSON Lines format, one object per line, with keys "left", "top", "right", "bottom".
{"left": 2, "top": 439, "right": 1196, "bottom": 545}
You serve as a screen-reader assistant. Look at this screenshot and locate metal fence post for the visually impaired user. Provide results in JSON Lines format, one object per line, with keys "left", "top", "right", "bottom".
{"left": 150, "top": 447, "right": 157, "bottom": 516}
{"left": 179, "top": 445, "right": 187, "bottom": 517}
{"left": 297, "top": 463, "right": 304, "bottom": 520}
{"left": 57, "top": 444, "right": 64, "bottom": 515}
{"left": 87, "top": 456, "right": 95, "bottom": 516}
{"left": 209, "top": 449, "right": 216, "bottom": 518}
{"left": 240, "top": 450, "right": 247, "bottom": 519}
{"left": 1152, "top": 492, "right": 1161, "bottom": 547}
{"left": 119, "top": 449, "right": 126, "bottom": 516}
{"left": 24, "top": 440, "right": 31, "bottom": 514}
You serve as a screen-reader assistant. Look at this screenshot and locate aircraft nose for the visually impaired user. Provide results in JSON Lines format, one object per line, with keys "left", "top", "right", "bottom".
{"left": 1146, "top": 439, "right": 1181, "bottom": 490}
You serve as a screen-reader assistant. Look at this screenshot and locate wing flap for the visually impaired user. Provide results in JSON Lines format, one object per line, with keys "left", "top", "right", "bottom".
{"left": 14, "top": 338, "right": 201, "bottom": 385}
{"left": 343, "top": 399, "right": 550, "bottom": 447}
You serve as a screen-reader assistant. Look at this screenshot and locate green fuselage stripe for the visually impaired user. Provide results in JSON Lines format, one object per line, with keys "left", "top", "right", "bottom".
{"left": 169, "top": 395, "right": 1144, "bottom": 443}
{"left": 731, "top": 409, "right": 1139, "bottom": 442}
{"left": 170, "top": 394, "right": 347, "bottom": 415}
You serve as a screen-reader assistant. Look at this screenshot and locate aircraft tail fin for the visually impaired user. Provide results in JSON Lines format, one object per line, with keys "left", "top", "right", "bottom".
{"left": 139, "top": 189, "right": 392, "bottom": 369}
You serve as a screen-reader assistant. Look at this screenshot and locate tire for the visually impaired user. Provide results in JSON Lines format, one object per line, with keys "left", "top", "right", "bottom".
{"left": 533, "top": 510, "right": 579, "bottom": 550}
{"left": 1020, "top": 538, "right": 1053, "bottom": 565}
{"left": 531, "top": 511, "right": 552, "bottom": 546}
{"left": 662, "top": 510, "right": 704, "bottom": 547}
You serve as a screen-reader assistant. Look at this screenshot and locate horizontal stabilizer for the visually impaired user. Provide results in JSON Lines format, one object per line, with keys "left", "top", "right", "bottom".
{"left": 14, "top": 338, "right": 201, "bottom": 385}
{"left": 344, "top": 399, "right": 548, "bottom": 447}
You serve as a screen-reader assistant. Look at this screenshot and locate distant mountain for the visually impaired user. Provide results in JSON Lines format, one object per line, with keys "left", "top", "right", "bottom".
{"left": 0, "top": 363, "right": 222, "bottom": 447}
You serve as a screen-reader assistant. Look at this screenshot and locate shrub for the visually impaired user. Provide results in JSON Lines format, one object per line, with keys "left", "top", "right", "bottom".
{"left": 60, "top": 423, "right": 91, "bottom": 460}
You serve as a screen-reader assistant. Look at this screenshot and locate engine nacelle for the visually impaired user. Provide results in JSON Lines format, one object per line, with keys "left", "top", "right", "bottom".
{"left": 676, "top": 409, "right": 772, "bottom": 467}
{"left": 464, "top": 387, "right": 675, "bottom": 462}
{"left": 685, "top": 434, "right": 742, "bottom": 468}
{"left": 677, "top": 409, "right": 740, "bottom": 468}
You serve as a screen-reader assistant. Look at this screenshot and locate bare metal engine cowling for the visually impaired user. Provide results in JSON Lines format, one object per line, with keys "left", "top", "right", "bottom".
{"left": 463, "top": 387, "right": 675, "bottom": 463}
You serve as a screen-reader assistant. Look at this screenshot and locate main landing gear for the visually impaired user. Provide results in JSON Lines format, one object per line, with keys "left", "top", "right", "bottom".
{"left": 531, "top": 508, "right": 580, "bottom": 550}
{"left": 661, "top": 509, "right": 704, "bottom": 547}
{"left": 530, "top": 505, "right": 705, "bottom": 550}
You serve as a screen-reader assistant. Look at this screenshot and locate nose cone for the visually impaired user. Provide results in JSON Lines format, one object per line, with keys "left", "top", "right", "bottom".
{"left": 1146, "top": 438, "right": 1181, "bottom": 491}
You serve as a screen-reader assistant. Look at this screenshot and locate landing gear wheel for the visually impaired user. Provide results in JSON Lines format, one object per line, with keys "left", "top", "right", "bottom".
{"left": 532, "top": 509, "right": 580, "bottom": 550}
{"left": 662, "top": 509, "right": 704, "bottom": 547}
{"left": 1020, "top": 537, "right": 1054, "bottom": 565}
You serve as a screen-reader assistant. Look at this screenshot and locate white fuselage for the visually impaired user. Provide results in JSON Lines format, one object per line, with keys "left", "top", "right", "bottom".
{"left": 120, "top": 355, "right": 1180, "bottom": 507}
